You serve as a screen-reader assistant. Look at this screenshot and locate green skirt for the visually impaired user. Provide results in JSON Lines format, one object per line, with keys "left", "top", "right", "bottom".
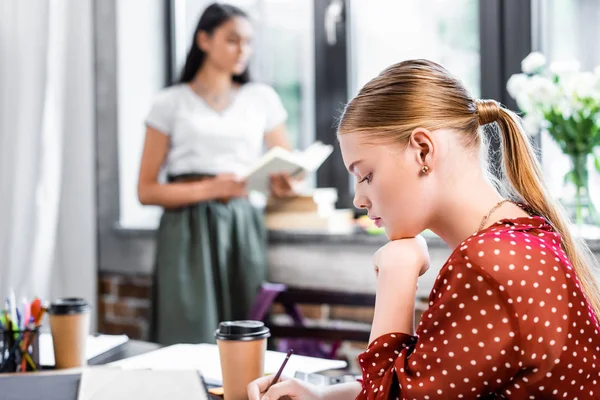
{"left": 151, "top": 197, "right": 267, "bottom": 345}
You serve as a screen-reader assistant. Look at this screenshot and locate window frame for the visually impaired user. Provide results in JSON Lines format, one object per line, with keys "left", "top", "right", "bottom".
{"left": 314, "top": 0, "right": 534, "bottom": 209}
{"left": 161, "top": 0, "right": 535, "bottom": 210}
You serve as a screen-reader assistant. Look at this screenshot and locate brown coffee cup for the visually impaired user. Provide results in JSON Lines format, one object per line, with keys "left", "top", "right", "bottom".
{"left": 215, "top": 320, "right": 271, "bottom": 400}
{"left": 47, "top": 298, "right": 91, "bottom": 369}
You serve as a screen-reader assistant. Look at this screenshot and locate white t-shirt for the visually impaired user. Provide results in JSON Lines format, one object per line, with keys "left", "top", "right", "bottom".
{"left": 145, "top": 82, "right": 288, "bottom": 177}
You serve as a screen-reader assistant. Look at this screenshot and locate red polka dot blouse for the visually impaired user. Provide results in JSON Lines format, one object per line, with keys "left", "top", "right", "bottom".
{"left": 357, "top": 216, "right": 600, "bottom": 399}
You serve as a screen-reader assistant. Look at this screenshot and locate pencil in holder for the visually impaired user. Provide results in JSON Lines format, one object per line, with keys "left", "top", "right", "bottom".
{"left": 0, "top": 327, "right": 41, "bottom": 373}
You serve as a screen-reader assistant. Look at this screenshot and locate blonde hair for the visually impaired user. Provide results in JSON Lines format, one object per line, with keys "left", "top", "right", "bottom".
{"left": 338, "top": 59, "right": 600, "bottom": 318}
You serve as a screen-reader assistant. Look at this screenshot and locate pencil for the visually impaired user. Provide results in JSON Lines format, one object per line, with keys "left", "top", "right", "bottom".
{"left": 266, "top": 349, "right": 294, "bottom": 392}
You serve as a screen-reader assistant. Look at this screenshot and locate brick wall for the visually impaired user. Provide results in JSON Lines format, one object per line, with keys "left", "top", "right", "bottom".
{"left": 98, "top": 273, "right": 152, "bottom": 340}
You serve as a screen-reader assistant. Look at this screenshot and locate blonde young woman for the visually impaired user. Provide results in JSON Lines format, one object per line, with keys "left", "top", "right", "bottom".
{"left": 248, "top": 60, "right": 600, "bottom": 399}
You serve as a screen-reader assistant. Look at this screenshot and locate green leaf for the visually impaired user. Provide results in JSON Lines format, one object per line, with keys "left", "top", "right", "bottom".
{"left": 595, "top": 153, "right": 600, "bottom": 173}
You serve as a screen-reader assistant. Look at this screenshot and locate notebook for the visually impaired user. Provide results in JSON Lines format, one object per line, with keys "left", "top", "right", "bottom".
{"left": 243, "top": 141, "right": 334, "bottom": 192}
{"left": 111, "top": 343, "right": 347, "bottom": 386}
{"left": 0, "top": 371, "right": 81, "bottom": 400}
{"left": 77, "top": 368, "right": 209, "bottom": 400}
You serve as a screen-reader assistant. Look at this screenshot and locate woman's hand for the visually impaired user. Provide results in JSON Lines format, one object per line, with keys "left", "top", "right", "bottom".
{"left": 368, "top": 235, "right": 429, "bottom": 341}
{"left": 213, "top": 173, "right": 247, "bottom": 202}
{"left": 269, "top": 173, "right": 296, "bottom": 198}
{"left": 247, "top": 376, "right": 323, "bottom": 400}
{"left": 373, "top": 235, "right": 430, "bottom": 278}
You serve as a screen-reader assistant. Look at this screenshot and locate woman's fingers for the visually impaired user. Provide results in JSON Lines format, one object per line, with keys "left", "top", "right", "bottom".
{"left": 262, "top": 379, "right": 304, "bottom": 400}
{"left": 270, "top": 174, "right": 294, "bottom": 198}
{"left": 248, "top": 375, "right": 281, "bottom": 400}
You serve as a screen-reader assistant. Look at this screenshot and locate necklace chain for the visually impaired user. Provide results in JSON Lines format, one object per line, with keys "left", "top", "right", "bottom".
{"left": 478, "top": 199, "right": 511, "bottom": 232}
{"left": 191, "top": 82, "right": 235, "bottom": 106}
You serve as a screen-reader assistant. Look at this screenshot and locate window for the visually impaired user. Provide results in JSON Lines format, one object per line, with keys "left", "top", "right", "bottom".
{"left": 116, "top": 0, "right": 167, "bottom": 229}
{"left": 536, "top": 0, "right": 600, "bottom": 209}
{"left": 115, "top": 0, "right": 537, "bottom": 228}
{"left": 117, "top": 0, "right": 315, "bottom": 229}
{"left": 315, "top": 0, "right": 531, "bottom": 209}
{"left": 349, "top": 0, "right": 480, "bottom": 98}
{"left": 342, "top": 0, "right": 481, "bottom": 206}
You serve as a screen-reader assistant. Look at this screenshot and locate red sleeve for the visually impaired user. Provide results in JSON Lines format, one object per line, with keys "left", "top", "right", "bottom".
{"left": 356, "top": 258, "right": 521, "bottom": 399}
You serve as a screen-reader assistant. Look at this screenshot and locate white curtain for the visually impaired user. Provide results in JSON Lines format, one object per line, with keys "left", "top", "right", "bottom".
{"left": 0, "top": 0, "right": 96, "bottom": 324}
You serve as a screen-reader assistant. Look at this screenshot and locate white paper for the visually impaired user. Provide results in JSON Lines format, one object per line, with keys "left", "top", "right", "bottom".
{"left": 111, "top": 343, "right": 347, "bottom": 386}
{"left": 40, "top": 333, "right": 129, "bottom": 367}
{"left": 243, "top": 141, "right": 334, "bottom": 193}
{"left": 77, "top": 368, "right": 208, "bottom": 400}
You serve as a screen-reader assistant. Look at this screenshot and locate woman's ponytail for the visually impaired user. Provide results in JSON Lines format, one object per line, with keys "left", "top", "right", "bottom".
{"left": 482, "top": 100, "right": 600, "bottom": 319}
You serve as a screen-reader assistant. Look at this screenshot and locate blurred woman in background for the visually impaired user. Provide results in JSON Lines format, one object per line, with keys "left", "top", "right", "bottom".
{"left": 138, "top": 3, "right": 293, "bottom": 345}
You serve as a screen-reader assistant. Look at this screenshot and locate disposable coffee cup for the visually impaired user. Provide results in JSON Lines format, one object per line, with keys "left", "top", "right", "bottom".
{"left": 215, "top": 320, "right": 271, "bottom": 400}
{"left": 47, "top": 298, "right": 91, "bottom": 369}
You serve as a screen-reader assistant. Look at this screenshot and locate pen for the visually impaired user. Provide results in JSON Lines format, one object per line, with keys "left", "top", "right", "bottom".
{"left": 30, "top": 298, "right": 41, "bottom": 324}
{"left": 266, "top": 349, "right": 294, "bottom": 392}
{"left": 8, "top": 290, "right": 17, "bottom": 328}
{"left": 16, "top": 308, "right": 22, "bottom": 331}
{"left": 0, "top": 310, "right": 7, "bottom": 331}
{"left": 21, "top": 298, "right": 30, "bottom": 331}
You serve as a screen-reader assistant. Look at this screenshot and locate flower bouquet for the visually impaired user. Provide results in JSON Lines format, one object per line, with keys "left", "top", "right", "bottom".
{"left": 507, "top": 52, "right": 600, "bottom": 226}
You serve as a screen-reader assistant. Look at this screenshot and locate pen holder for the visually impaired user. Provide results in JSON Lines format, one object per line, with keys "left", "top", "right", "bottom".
{"left": 0, "top": 328, "right": 41, "bottom": 373}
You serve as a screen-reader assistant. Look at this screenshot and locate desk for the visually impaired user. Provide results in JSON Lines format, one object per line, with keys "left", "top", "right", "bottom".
{"left": 0, "top": 340, "right": 161, "bottom": 400}
{"left": 88, "top": 339, "right": 160, "bottom": 366}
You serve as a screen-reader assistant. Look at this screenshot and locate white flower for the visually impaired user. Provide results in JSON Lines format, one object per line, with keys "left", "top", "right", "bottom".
{"left": 514, "top": 92, "right": 534, "bottom": 114}
{"left": 527, "top": 75, "right": 559, "bottom": 109}
{"left": 522, "top": 114, "right": 542, "bottom": 136}
{"left": 569, "top": 72, "right": 598, "bottom": 100}
{"left": 549, "top": 60, "right": 581, "bottom": 77}
{"left": 557, "top": 98, "right": 575, "bottom": 120}
{"left": 521, "top": 52, "right": 547, "bottom": 74}
{"left": 507, "top": 73, "right": 529, "bottom": 98}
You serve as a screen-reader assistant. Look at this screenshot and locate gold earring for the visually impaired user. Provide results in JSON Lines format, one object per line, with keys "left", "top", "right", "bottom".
{"left": 422, "top": 165, "right": 430, "bottom": 173}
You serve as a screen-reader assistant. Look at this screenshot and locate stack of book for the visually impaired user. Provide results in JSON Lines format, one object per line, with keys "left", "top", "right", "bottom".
{"left": 265, "top": 192, "right": 353, "bottom": 232}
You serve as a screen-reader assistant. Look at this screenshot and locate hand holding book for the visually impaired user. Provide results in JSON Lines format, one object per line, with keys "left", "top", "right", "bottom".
{"left": 243, "top": 141, "right": 334, "bottom": 193}
{"left": 269, "top": 173, "right": 297, "bottom": 198}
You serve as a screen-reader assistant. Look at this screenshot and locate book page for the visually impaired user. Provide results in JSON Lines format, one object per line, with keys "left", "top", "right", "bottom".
{"left": 297, "top": 142, "right": 334, "bottom": 172}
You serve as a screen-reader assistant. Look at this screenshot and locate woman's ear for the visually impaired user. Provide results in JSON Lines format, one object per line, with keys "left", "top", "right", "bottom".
{"left": 196, "top": 31, "right": 210, "bottom": 52}
{"left": 409, "top": 128, "right": 435, "bottom": 172}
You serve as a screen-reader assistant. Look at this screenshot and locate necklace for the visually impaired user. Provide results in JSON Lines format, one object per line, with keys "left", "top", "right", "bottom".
{"left": 189, "top": 82, "right": 236, "bottom": 112}
{"left": 478, "top": 199, "right": 511, "bottom": 231}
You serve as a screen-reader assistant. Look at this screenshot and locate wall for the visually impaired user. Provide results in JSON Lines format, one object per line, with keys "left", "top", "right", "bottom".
{"left": 98, "top": 272, "right": 152, "bottom": 339}
{"left": 95, "top": 0, "right": 160, "bottom": 277}
{"left": 117, "top": 0, "right": 166, "bottom": 229}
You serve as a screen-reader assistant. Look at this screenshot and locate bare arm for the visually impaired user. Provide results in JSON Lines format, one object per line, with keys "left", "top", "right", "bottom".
{"left": 322, "top": 382, "right": 362, "bottom": 400}
{"left": 368, "top": 265, "right": 419, "bottom": 343}
{"left": 264, "top": 123, "right": 292, "bottom": 151}
{"left": 137, "top": 127, "right": 243, "bottom": 208}
{"left": 368, "top": 237, "right": 428, "bottom": 343}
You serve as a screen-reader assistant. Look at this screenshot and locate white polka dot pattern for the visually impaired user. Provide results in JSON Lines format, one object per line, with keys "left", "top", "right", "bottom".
{"left": 356, "top": 216, "right": 600, "bottom": 399}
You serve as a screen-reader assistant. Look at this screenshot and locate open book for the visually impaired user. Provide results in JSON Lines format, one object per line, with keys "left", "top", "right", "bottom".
{"left": 243, "top": 141, "right": 334, "bottom": 192}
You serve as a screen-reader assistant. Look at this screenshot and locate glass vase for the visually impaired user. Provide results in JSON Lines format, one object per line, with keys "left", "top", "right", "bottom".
{"left": 560, "top": 153, "right": 599, "bottom": 227}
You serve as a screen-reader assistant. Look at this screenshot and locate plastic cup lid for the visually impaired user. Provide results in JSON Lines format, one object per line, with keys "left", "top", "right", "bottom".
{"left": 214, "top": 320, "right": 271, "bottom": 341}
